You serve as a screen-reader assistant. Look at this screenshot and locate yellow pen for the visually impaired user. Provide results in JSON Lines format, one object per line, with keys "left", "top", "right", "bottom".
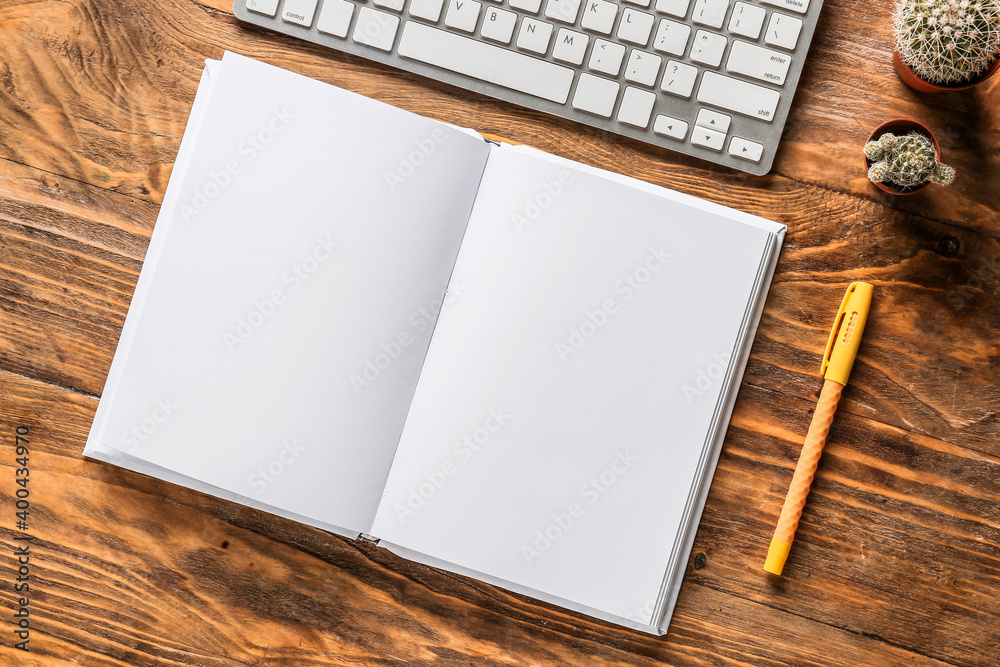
{"left": 764, "top": 282, "right": 874, "bottom": 575}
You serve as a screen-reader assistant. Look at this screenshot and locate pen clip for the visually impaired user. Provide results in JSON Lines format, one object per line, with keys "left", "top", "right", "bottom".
{"left": 820, "top": 282, "right": 874, "bottom": 385}
{"left": 820, "top": 286, "right": 855, "bottom": 377}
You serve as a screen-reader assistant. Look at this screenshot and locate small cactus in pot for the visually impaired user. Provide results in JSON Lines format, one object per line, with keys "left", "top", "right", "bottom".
{"left": 893, "top": 0, "right": 1000, "bottom": 91}
{"left": 863, "top": 119, "right": 955, "bottom": 194}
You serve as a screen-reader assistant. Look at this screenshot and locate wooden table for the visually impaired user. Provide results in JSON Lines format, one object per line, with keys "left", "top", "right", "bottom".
{"left": 1, "top": 0, "right": 998, "bottom": 664}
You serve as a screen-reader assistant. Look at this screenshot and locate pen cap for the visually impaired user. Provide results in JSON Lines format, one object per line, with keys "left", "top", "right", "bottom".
{"left": 821, "top": 282, "right": 873, "bottom": 386}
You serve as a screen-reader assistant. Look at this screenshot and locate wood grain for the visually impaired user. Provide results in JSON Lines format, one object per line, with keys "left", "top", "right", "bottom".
{"left": 1, "top": 0, "right": 998, "bottom": 664}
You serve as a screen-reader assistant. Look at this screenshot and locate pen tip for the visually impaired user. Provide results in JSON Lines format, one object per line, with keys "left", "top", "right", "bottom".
{"left": 764, "top": 538, "right": 792, "bottom": 575}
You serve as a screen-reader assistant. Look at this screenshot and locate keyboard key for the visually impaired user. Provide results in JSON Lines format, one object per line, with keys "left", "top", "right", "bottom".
{"left": 445, "top": 0, "right": 482, "bottom": 32}
{"left": 618, "top": 9, "right": 656, "bottom": 45}
{"left": 728, "top": 2, "right": 765, "bottom": 39}
{"left": 690, "top": 29, "right": 727, "bottom": 66}
{"left": 617, "top": 87, "right": 656, "bottom": 127}
{"left": 759, "top": 0, "right": 809, "bottom": 14}
{"left": 654, "top": 0, "right": 690, "bottom": 16}
{"left": 481, "top": 7, "right": 518, "bottom": 42}
{"left": 317, "top": 0, "right": 355, "bottom": 37}
{"left": 581, "top": 0, "right": 618, "bottom": 35}
{"left": 398, "top": 22, "right": 575, "bottom": 102}
{"left": 691, "top": 0, "right": 729, "bottom": 29}
{"left": 282, "top": 0, "right": 318, "bottom": 25}
{"left": 624, "top": 50, "right": 662, "bottom": 85}
{"left": 589, "top": 39, "right": 627, "bottom": 75}
{"left": 375, "top": 0, "right": 406, "bottom": 10}
{"left": 353, "top": 8, "right": 400, "bottom": 50}
{"left": 247, "top": 0, "right": 280, "bottom": 16}
{"left": 553, "top": 28, "right": 590, "bottom": 64}
{"left": 652, "top": 18, "right": 690, "bottom": 55}
{"left": 660, "top": 59, "right": 698, "bottom": 97}
{"left": 653, "top": 114, "right": 688, "bottom": 139}
{"left": 623, "top": 0, "right": 652, "bottom": 6}
{"left": 409, "top": 0, "right": 446, "bottom": 20}
{"left": 517, "top": 17, "right": 554, "bottom": 53}
{"left": 728, "top": 136, "right": 764, "bottom": 161}
{"left": 691, "top": 126, "right": 726, "bottom": 150}
{"left": 764, "top": 12, "right": 802, "bottom": 50}
{"left": 727, "top": 40, "right": 791, "bottom": 84}
{"left": 545, "top": 0, "right": 583, "bottom": 23}
{"left": 696, "top": 108, "right": 731, "bottom": 132}
{"left": 572, "top": 73, "right": 620, "bottom": 116}
{"left": 697, "top": 70, "right": 780, "bottom": 120}
{"left": 510, "top": 0, "right": 543, "bottom": 13}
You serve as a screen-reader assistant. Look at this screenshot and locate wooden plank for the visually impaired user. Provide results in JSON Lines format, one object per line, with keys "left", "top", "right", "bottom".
{"left": 748, "top": 214, "right": 1000, "bottom": 459}
{"left": 0, "top": 371, "right": 961, "bottom": 665}
{"left": 0, "top": 158, "right": 155, "bottom": 396}
{"left": 693, "top": 383, "right": 1000, "bottom": 666}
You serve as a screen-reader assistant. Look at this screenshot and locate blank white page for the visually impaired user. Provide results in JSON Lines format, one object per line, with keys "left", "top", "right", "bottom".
{"left": 87, "top": 53, "right": 491, "bottom": 534}
{"left": 372, "top": 145, "right": 777, "bottom": 621}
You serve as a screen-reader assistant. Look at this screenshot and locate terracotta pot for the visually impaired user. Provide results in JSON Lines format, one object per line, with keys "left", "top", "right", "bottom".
{"left": 893, "top": 49, "right": 1000, "bottom": 93}
{"left": 864, "top": 118, "right": 941, "bottom": 195}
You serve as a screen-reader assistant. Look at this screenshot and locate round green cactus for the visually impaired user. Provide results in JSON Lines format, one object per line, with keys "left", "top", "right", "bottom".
{"left": 864, "top": 132, "right": 956, "bottom": 188}
{"left": 894, "top": 0, "right": 1000, "bottom": 85}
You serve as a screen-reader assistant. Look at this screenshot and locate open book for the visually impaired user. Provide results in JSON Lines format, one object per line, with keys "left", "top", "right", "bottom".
{"left": 85, "top": 52, "right": 785, "bottom": 634}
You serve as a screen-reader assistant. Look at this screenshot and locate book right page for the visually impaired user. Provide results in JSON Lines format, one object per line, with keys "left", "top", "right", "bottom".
{"left": 371, "top": 145, "right": 780, "bottom": 626}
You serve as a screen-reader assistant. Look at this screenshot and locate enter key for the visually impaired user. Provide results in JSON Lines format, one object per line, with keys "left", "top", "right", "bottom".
{"left": 726, "top": 40, "right": 791, "bottom": 85}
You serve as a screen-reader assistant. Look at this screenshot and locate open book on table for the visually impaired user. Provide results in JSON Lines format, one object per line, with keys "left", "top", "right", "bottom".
{"left": 85, "top": 52, "right": 785, "bottom": 634}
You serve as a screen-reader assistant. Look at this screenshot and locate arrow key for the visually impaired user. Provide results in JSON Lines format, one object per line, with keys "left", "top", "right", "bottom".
{"left": 728, "top": 136, "right": 764, "bottom": 162}
{"left": 653, "top": 114, "right": 688, "bottom": 140}
{"left": 695, "top": 108, "right": 731, "bottom": 132}
{"left": 691, "top": 126, "right": 726, "bottom": 151}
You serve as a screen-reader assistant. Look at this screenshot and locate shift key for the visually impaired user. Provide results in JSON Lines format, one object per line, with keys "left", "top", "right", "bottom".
{"left": 697, "top": 71, "right": 780, "bottom": 121}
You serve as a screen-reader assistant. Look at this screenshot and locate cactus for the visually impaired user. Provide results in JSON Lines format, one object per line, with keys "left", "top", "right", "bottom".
{"left": 864, "top": 132, "right": 955, "bottom": 188}
{"left": 894, "top": 0, "right": 1000, "bottom": 85}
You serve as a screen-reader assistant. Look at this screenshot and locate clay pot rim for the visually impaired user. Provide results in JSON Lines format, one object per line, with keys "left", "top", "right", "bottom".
{"left": 893, "top": 48, "right": 1000, "bottom": 93}
{"left": 864, "top": 118, "right": 941, "bottom": 195}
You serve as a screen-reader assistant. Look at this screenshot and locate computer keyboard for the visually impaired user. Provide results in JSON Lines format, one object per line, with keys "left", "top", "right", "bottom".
{"left": 233, "top": 0, "right": 823, "bottom": 174}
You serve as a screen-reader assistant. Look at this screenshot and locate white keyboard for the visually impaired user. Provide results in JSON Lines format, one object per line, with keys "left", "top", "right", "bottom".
{"left": 234, "top": 0, "right": 823, "bottom": 174}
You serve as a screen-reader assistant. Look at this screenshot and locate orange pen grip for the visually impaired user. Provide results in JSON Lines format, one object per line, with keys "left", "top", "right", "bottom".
{"left": 764, "top": 378, "right": 844, "bottom": 574}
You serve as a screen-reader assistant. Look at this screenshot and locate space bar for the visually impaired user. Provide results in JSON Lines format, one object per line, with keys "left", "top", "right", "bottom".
{"left": 398, "top": 22, "right": 574, "bottom": 104}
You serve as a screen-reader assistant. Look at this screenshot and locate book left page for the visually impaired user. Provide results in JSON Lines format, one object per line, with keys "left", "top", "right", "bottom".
{"left": 85, "top": 52, "right": 491, "bottom": 536}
